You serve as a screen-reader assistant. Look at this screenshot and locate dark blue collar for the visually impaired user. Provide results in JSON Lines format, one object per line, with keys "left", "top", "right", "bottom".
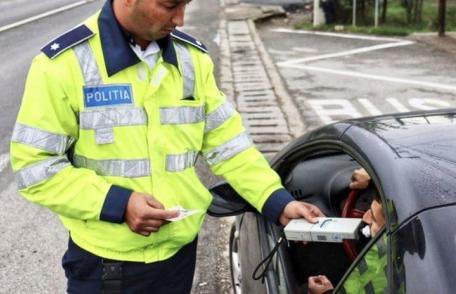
{"left": 98, "top": 0, "right": 178, "bottom": 77}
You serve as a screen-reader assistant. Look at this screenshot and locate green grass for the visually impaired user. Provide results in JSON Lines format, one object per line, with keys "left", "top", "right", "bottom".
{"left": 295, "top": 0, "right": 456, "bottom": 36}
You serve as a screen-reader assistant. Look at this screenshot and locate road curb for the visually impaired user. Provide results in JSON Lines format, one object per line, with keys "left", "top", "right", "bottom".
{"left": 199, "top": 5, "right": 306, "bottom": 294}
{"left": 220, "top": 6, "right": 306, "bottom": 157}
{"left": 247, "top": 19, "right": 306, "bottom": 137}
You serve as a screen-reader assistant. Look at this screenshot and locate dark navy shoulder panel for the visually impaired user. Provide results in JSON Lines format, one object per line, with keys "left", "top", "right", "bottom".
{"left": 41, "top": 24, "right": 95, "bottom": 59}
{"left": 171, "top": 30, "right": 208, "bottom": 53}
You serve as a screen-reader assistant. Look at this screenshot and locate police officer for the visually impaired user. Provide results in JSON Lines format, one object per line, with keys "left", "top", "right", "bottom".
{"left": 10, "top": 0, "right": 324, "bottom": 292}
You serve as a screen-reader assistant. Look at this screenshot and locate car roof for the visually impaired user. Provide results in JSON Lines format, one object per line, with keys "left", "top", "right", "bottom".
{"left": 276, "top": 109, "right": 456, "bottom": 227}
{"left": 341, "top": 109, "right": 456, "bottom": 226}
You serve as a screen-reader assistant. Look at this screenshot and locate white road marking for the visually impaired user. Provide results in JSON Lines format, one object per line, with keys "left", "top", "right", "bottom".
{"left": 307, "top": 99, "right": 362, "bottom": 124}
{"left": 270, "top": 26, "right": 456, "bottom": 125}
{"left": 279, "top": 64, "right": 456, "bottom": 92}
{"left": 279, "top": 41, "right": 414, "bottom": 65}
{"left": 292, "top": 47, "right": 319, "bottom": 53}
{"left": 408, "top": 98, "right": 451, "bottom": 110}
{"left": 310, "top": 97, "right": 454, "bottom": 124}
{"left": 271, "top": 28, "right": 405, "bottom": 42}
{"left": 273, "top": 28, "right": 455, "bottom": 91}
{"left": 0, "top": 153, "right": 10, "bottom": 173}
{"left": 358, "top": 98, "right": 382, "bottom": 116}
{"left": 0, "top": 0, "right": 96, "bottom": 33}
{"left": 387, "top": 98, "right": 410, "bottom": 112}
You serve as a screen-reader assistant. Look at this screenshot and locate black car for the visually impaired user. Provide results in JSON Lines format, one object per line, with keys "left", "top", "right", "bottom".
{"left": 208, "top": 109, "right": 456, "bottom": 294}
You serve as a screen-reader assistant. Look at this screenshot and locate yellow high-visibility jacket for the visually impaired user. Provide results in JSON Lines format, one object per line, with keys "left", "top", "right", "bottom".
{"left": 342, "top": 235, "right": 387, "bottom": 294}
{"left": 10, "top": 1, "right": 293, "bottom": 262}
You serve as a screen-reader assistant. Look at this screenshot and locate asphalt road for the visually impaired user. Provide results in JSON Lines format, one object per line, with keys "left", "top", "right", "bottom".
{"left": 0, "top": 0, "right": 227, "bottom": 293}
{"left": 257, "top": 21, "right": 456, "bottom": 130}
{"left": 0, "top": 1, "right": 104, "bottom": 292}
{"left": 0, "top": 0, "right": 82, "bottom": 27}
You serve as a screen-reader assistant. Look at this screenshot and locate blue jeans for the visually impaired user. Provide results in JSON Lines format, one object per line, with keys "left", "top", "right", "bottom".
{"left": 62, "top": 237, "right": 198, "bottom": 294}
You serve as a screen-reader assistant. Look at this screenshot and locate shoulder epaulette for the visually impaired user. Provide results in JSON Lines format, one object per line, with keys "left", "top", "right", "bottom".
{"left": 171, "top": 30, "right": 208, "bottom": 53}
{"left": 41, "top": 24, "right": 95, "bottom": 59}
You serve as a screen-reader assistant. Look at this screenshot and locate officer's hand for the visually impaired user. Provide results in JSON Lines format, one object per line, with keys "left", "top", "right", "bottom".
{"left": 279, "top": 201, "right": 325, "bottom": 226}
{"left": 349, "top": 168, "right": 371, "bottom": 190}
{"left": 308, "top": 275, "right": 334, "bottom": 294}
{"left": 125, "top": 192, "right": 179, "bottom": 236}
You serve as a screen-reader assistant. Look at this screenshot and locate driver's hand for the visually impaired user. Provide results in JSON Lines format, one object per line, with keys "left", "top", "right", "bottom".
{"left": 279, "top": 201, "right": 325, "bottom": 226}
{"left": 308, "top": 275, "right": 334, "bottom": 294}
{"left": 349, "top": 168, "right": 371, "bottom": 190}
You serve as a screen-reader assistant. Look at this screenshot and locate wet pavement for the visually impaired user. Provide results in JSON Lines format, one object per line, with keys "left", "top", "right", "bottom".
{"left": 256, "top": 18, "right": 456, "bottom": 130}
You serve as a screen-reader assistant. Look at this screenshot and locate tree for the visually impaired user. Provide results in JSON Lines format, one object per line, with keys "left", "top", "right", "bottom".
{"left": 402, "top": 0, "right": 424, "bottom": 23}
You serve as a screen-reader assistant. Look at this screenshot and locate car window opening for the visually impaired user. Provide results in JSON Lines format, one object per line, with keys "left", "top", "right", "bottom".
{"left": 281, "top": 152, "right": 387, "bottom": 293}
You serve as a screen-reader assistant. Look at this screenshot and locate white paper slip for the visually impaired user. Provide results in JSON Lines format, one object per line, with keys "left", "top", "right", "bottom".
{"left": 166, "top": 205, "right": 202, "bottom": 222}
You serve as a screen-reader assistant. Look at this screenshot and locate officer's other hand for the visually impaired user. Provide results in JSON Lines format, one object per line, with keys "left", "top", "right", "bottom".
{"left": 125, "top": 192, "right": 179, "bottom": 236}
{"left": 349, "top": 168, "right": 371, "bottom": 190}
{"left": 279, "top": 201, "right": 325, "bottom": 226}
{"left": 307, "top": 275, "right": 334, "bottom": 294}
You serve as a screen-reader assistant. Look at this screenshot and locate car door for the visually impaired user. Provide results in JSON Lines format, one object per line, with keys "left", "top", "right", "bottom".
{"left": 235, "top": 212, "right": 295, "bottom": 294}
{"left": 209, "top": 128, "right": 383, "bottom": 293}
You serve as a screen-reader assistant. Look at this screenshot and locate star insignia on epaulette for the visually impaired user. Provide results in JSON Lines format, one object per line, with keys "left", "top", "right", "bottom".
{"left": 50, "top": 43, "right": 60, "bottom": 51}
{"left": 41, "top": 24, "right": 94, "bottom": 59}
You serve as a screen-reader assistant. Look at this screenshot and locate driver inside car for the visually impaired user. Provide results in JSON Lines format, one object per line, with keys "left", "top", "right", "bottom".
{"left": 307, "top": 168, "right": 387, "bottom": 294}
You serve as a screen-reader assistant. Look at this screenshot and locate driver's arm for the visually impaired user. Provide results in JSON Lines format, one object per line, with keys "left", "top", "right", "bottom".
{"left": 349, "top": 168, "right": 371, "bottom": 190}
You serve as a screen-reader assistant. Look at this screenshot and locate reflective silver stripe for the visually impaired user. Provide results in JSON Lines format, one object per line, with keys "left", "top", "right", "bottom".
{"left": 95, "top": 128, "right": 114, "bottom": 145}
{"left": 12, "top": 123, "right": 74, "bottom": 155}
{"left": 73, "top": 42, "right": 103, "bottom": 86}
{"left": 73, "top": 154, "right": 150, "bottom": 177}
{"left": 160, "top": 106, "right": 205, "bottom": 124}
{"left": 175, "top": 42, "right": 195, "bottom": 98}
{"left": 80, "top": 107, "right": 148, "bottom": 129}
{"left": 205, "top": 101, "right": 236, "bottom": 133}
{"left": 15, "top": 156, "right": 70, "bottom": 189}
{"left": 204, "top": 132, "right": 253, "bottom": 165}
{"left": 166, "top": 151, "right": 199, "bottom": 172}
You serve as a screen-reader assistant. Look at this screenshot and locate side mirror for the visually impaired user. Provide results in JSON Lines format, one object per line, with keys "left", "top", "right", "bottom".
{"left": 207, "top": 182, "right": 256, "bottom": 217}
